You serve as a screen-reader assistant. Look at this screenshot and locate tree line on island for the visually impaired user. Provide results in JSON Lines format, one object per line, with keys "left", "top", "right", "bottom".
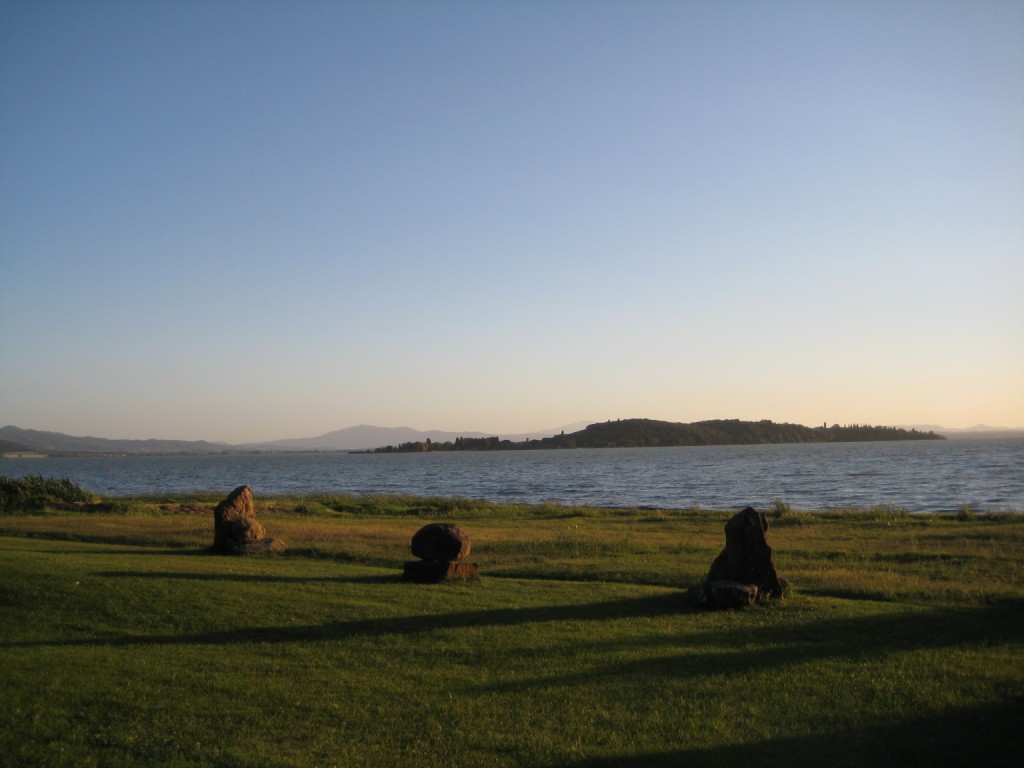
{"left": 373, "top": 418, "right": 944, "bottom": 453}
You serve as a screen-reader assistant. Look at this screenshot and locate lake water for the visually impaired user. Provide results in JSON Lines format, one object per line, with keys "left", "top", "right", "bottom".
{"left": 3, "top": 439, "right": 1022, "bottom": 512}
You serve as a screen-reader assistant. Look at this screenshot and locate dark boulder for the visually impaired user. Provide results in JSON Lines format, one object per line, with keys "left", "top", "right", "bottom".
{"left": 404, "top": 523, "right": 477, "bottom": 582}
{"left": 410, "top": 523, "right": 472, "bottom": 562}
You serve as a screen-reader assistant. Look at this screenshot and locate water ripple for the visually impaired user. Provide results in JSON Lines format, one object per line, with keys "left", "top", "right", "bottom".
{"left": 2, "top": 439, "right": 1021, "bottom": 512}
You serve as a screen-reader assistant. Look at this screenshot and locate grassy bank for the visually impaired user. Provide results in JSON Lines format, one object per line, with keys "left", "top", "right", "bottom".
{"left": 2, "top": 493, "right": 1023, "bottom": 766}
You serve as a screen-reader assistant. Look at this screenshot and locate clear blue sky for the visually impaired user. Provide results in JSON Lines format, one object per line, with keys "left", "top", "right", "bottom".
{"left": 2, "top": 0, "right": 1022, "bottom": 442}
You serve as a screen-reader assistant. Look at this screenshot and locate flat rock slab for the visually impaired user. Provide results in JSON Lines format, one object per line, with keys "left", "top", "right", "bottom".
{"left": 233, "top": 537, "right": 288, "bottom": 555}
{"left": 402, "top": 560, "right": 479, "bottom": 583}
{"left": 697, "top": 580, "right": 759, "bottom": 609}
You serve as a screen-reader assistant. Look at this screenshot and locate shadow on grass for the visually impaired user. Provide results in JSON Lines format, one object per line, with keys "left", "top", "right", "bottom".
{"left": 6, "top": 591, "right": 1023, "bottom": 666}
{"left": 3, "top": 534, "right": 403, "bottom": 568}
{"left": 475, "top": 599, "right": 1024, "bottom": 695}
{"left": 28, "top": 548, "right": 210, "bottom": 557}
{"left": 5, "top": 592, "right": 687, "bottom": 649}
{"left": 3, "top": 537, "right": 397, "bottom": 566}
{"left": 547, "top": 696, "right": 1024, "bottom": 768}
{"left": 0, "top": 532, "right": 206, "bottom": 553}
{"left": 94, "top": 569, "right": 401, "bottom": 585}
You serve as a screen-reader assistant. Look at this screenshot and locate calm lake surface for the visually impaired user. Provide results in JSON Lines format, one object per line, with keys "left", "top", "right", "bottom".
{"left": 3, "top": 439, "right": 1022, "bottom": 512}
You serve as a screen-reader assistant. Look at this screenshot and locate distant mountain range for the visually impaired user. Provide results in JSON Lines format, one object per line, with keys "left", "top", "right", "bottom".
{"left": 903, "top": 425, "right": 1024, "bottom": 439}
{"left": 238, "top": 423, "right": 586, "bottom": 452}
{"left": 0, "top": 427, "right": 230, "bottom": 455}
{"left": 1, "top": 420, "right": 1020, "bottom": 456}
{"left": 0, "top": 423, "right": 585, "bottom": 455}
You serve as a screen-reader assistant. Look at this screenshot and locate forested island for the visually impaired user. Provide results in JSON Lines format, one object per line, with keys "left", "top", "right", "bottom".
{"left": 373, "top": 418, "right": 944, "bottom": 453}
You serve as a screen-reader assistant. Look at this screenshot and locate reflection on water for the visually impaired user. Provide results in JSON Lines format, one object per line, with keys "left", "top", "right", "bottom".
{"left": 2, "top": 439, "right": 1021, "bottom": 512}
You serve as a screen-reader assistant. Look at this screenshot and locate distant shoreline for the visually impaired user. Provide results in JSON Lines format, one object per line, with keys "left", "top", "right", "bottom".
{"left": 373, "top": 418, "right": 946, "bottom": 453}
{"left": 0, "top": 449, "right": 346, "bottom": 459}
{"left": 4, "top": 419, "right": 1023, "bottom": 458}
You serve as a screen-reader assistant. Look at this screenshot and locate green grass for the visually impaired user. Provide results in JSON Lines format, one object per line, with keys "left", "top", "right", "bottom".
{"left": 1, "top": 494, "right": 1023, "bottom": 766}
{"left": 0, "top": 474, "right": 96, "bottom": 512}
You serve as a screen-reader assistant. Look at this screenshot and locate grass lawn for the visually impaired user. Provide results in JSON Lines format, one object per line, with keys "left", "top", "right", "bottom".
{"left": 2, "top": 494, "right": 1023, "bottom": 767}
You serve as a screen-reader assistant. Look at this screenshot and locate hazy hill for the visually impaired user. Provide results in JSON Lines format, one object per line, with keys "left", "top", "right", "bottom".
{"left": 248, "top": 425, "right": 494, "bottom": 452}
{"left": 0, "top": 423, "right": 586, "bottom": 455}
{"left": 907, "top": 424, "right": 1024, "bottom": 440}
{"left": 0, "top": 438, "right": 39, "bottom": 454}
{"left": 244, "top": 423, "right": 588, "bottom": 451}
{"left": 0, "top": 427, "right": 228, "bottom": 455}
{"left": 0, "top": 419, "right": 976, "bottom": 456}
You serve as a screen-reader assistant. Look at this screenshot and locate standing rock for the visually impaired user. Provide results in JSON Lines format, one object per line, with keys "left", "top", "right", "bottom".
{"left": 211, "top": 485, "right": 286, "bottom": 554}
{"left": 698, "top": 506, "right": 786, "bottom": 608}
{"left": 213, "top": 485, "right": 255, "bottom": 551}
